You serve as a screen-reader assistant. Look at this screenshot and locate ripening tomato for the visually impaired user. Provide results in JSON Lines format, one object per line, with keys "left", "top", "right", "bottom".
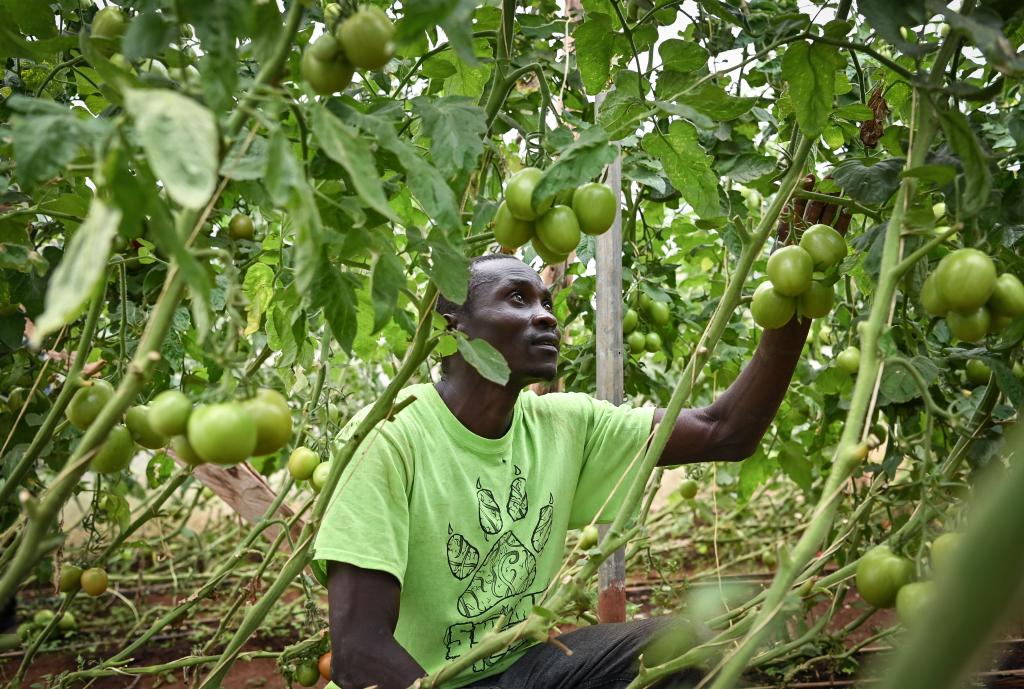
{"left": 946, "top": 306, "right": 991, "bottom": 343}
{"left": 536, "top": 205, "right": 581, "bottom": 255}
{"left": 622, "top": 308, "right": 639, "bottom": 334}
{"left": 337, "top": 5, "right": 395, "bottom": 70}
{"left": 836, "top": 346, "right": 860, "bottom": 375}
{"left": 896, "top": 581, "right": 936, "bottom": 625}
{"left": 295, "top": 661, "right": 321, "bottom": 687}
{"left": 125, "top": 405, "right": 168, "bottom": 450}
{"left": 187, "top": 402, "right": 258, "bottom": 465}
{"left": 66, "top": 379, "right": 115, "bottom": 431}
{"left": 149, "top": 390, "right": 192, "bottom": 437}
{"left": 797, "top": 281, "right": 834, "bottom": 319}
{"left": 244, "top": 389, "right": 293, "bottom": 456}
{"left": 59, "top": 565, "right": 83, "bottom": 593}
{"left": 319, "top": 652, "right": 332, "bottom": 681}
{"left": 930, "top": 532, "right": 961, "bottom": 572}
{"left": 751, "top": 282, "right": 795, "bottom": 329}
{"left": 80, "top": 567, "right": 109, "bottom": 597}
{"left": 627, "top": 331, "right": 646, "bottom": 354}
{"left": 301, "top": 44, "right": 354, "bottom": 95}
{"left": 170, "top": 435, "right": 204, "bottom": 466}
{"left": 934, "top": 248, "right": 997, "bottom": 313}
{"left": 493, "top": 201, "right": 534, "bottom": 248}
{"left": 288, "top": 446, "right": 320, "bottom": 481}
{"left": 920, "top": 272, "right": 948, "bottom": 317}
{"left": 572, "top": 183, "right": 617, "bottom": 236}
{"left": 678, "top": 479, "right": 698, "bottom": 499}
{"left": 91, "top": 425, "right": 135, "bottom": 474}
{"left": 988, "top": 273, "right": 1024, "bottom": 318}
{"left": 579, "top": 525, "right": 599, "bottom": 549}
{"left": 228, "top": 214, "right": 254, "bottom": 240}
{"left": 505, "top": 168, "right": 553, "bottom": 221}
{"left": 799, "top": 224, "right": 847, "bottom": 271}
{"left": 855, "top": 546, "right": 913, "bottom": 608}
{"left": 766, "top": 246, "right": 814, "bottom": 297}
{"left": 311, "top": 462, "right": 331, "bottom": 492}
{"left": 965, "top": 359, "right": 991, "bottom": 386}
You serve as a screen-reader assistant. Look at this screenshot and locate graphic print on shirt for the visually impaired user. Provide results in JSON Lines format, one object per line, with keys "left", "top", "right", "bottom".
{"left": 443, "top": 465, "right": 555, "bottom": 672}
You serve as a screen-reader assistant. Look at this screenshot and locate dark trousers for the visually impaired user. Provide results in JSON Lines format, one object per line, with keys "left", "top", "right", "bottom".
{"left": 461, "top": 616, "right": 703, "bottom": 689}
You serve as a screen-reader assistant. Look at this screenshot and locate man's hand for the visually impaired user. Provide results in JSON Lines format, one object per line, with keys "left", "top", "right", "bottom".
{"left": 778, "top": 174, "right": 853, "bottom": 244}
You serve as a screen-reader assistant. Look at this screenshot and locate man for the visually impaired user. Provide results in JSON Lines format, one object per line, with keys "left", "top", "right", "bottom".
{"left": 312, "top": 189, "right": 848, "bottom": 689}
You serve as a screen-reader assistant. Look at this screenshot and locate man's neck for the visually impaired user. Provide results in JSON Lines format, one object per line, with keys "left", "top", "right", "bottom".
{"left": 435, "top": 372, "right": 521, "bottom": 440}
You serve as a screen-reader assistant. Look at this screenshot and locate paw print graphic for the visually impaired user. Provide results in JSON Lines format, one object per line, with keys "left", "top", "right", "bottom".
{"left": 445, "top": 465, "right": 554, "bottom": 619}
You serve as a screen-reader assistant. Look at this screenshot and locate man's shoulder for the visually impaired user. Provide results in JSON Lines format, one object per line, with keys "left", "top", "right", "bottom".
{"left": 335, "top": 383, "right": 436, "bottom": 443}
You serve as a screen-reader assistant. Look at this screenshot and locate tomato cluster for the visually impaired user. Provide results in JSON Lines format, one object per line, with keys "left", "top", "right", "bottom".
{"left": 750, "top": 224, "right": 847, "bottom": 330}
{"left": 622, "top": 291, "right": 671, "bottom": 356}
{"left": 16, "top": 609, "right": 76, "bottom": 644}
{"left": 302, "top": 4, "right": 395, "bottom": 95}
{"left": 494, "top": 168, "right": 617, "bottom": 263}
{"left": 920, "top": 248, "right": 1024, "bottom": 343}
{"left": 288, "top": 445, "right": 330, "bottom": 493}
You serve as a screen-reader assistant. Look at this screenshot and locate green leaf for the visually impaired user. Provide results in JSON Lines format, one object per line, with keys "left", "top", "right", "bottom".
{"left": 658, "top": 40, "right": 708, "bottom": 73}
{"left": 833, "top": 102, "right": 875, "bottom": 121}
{"left": 574, "top": 13, "right": 615, "bottom": 94}
{"left": 674, "top": 83, "right": 754, "bottom": 121}
{"left": 123, "top": 11, "right": 177, "bottom": 60}
{"left": 831, "top": 158, "right": 904, "bottom": 205}
{"left": 781, "top": 41, "right": 840, "bottom": 137}
{"left": 939, "top": 8, "right": 1024, "bottom": 74}
{"left": 124, "top": 89, "right": 219, "bottom": 210}
{"left": 880, "top": 356, "right": 940, "bottom": 404}
{"left": 938, "top": 109, "right": 993, "bottom": 217}
{"left": 0, "top": 0, "right": 56, "bottom": 38}
{"left": 642, "top": 121, "right": 720, "bottom": 219}
{"left": 778, "top": 444, "right": 813, "bottom": 492}
{"left": 533, "top": 126, "right": 617, "bottom": 208}
{"left": 426, "top": 228, "right": 470, "bottom": 304}
{"left": 220, "top": 135, "right": 270, "bottom": 181}
{"left": 718, "top": 154, "right": 776, "bottom": 183}
{"left": 411, "top": 97, "right": 487, "bottom": 180}
{"left": 458, "top": 337, "right": 510, "bottom": 385}
{"left": 9, "top": 97, "right": 108, "bottom": 187}
{"left": 988, "top": 359, "right": 1024, "bottom": 407}
{"left": 31, "top": 199, "right": 120, "bottom": 346}
{"left": 312, "top": 107, "right": 398, "bottom": 223}
{"left": 242, "top": 264, "right": 275, "bottom": 336}
{"left": 309, "top": 254, "right": 359, "bottom": 354}
{"left": 396, "top": 0, "right": 478, "bottom": 65}
{"left": 598, "top": 72, "right": 649, "bottom": 140}
{"left": 738, "top": 450, "right": 771, "bottom": 500}
{"left": 370, "top": 252, "right": 405, "bottom": 333}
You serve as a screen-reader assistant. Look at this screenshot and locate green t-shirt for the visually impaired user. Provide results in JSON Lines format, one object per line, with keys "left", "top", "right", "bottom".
{"left": 312, "top": 383, "right": 655, "bottom": 689}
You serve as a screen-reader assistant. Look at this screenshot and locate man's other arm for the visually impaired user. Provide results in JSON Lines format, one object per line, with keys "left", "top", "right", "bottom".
{"left": 327, "top": 561, "right": 426, "bottom": 689}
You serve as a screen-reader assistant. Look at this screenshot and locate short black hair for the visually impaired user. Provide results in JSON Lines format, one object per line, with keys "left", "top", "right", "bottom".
{"left": 435, "top": 253, "right": 525, "bottom": 321}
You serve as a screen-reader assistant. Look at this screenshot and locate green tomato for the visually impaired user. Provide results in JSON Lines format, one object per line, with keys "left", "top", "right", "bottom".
{"left": 295, "top": 662, "right": 321, "bottom": 687}
{"left": 530, "top": 234, "right": 569, "bottom": 265}
{"left": 646, "top": 300, "right": 670, "bottom": 326}
{"left": 934, "top": 248, "right": 997, "bottom": 313}
{"left": 536, "top": 205, "right": 581, "bottom": 255}
{"left": 186, "top": 402, "right": 258, "bottom": 465}
{"left": 627, "top": 331, "right": 646, "bottom": 354}
{"left": 920, "top": 272, "right": 948, "bottom": 317}
{"left": 622, "top": 308, "right": 639, "bottom": 334}
{"left": 896, "top": 581, "right": 936, "bottom": 625}
{"left": 125, "top": 405, "right": 168, "bottom": 450}
{"left": 572, "top": 183, "right": 617, "bottom": 236}
{"left": 301, "top": 45, "right": 354, "bottom": 95}
{"left": 678, "top": 479, "right": 698, "bottom": 499}
{"left": 56, "top": 611, "right": 76, "bottom": 632}
{"left": 337, "top": 5, "right": 395, "bottom": 70}
{"left": 505, "top": 168, "right": 553, "bottom": 221}
{"left": 644, "top": 332, "right": 662, "bottom": 353}
{"left": 988, "top": 273, "right": 1024, "bottom": 318}
{"left": 856, "top": 547, "right": 914, "bottom": 608}
{"left": 67, "top": 379, "right": 115, "bottom": 431}
{"left": 323, "top": 2, "right": 342, "bottom": 26}
{"left": 59, "top": 565, "right": 83, "bottom": 593}
{"left": 965, "top": 359, "right": 991, "bottom": 386}
{"left": 751, "top": 282, "right": 795, "bottom": 329}
{"left": 91, "top": 425, "right": 135, "bottom": 474}
{"left": 92, "top": 7, "right": 126, "bottom": 39}
{"left": 228, "top": 214, "right": 254, "bottom": 240}
{"left": 33, "top": 610, "right": 54, "bottom": 626}
{"left": 493, "top": 201, "right": 534, "bottom": 248}
{"left": 766, "top": 246, "right": 814, "bottom": 297}
{"left": 799, "top": 224, "right": 847, "bottom": 271}
{"left": 288, "top": 446, "right": 320, "bottom": 481}
{"left": 836, "top": 346, "right": 860, "bottom": 375}
{"left": 170, "top": 435, "right": 204, "bottom": 466}
{"left": 149, "top": 390, "right": 193, "bottom": 437}
{"left": 930, "top": 532, "right": 961, "bottom": 572}
{"left": 244, "top": 389, "right": 293, "bottom": 456}
{"left": 311, "top": 461, "right": 331, "bottom": 492}
{"left": 946, "top": 306, "right": 991, "bottom": 343}
{"left": 579, "top": 525, "right": 599, "bottom": 550}
{"left": 80, "top": 567, "right": 108, "bottom": 597}
{"left": 797, "top": 281, "right": 834, "bottom": 319}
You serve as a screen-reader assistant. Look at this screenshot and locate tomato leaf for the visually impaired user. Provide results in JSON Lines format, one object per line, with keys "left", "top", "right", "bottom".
{"left": 879, "top": 356, "right": 940, "bottom": 404}
{"left": 396, "top": 0, "right": 477, "bottom": 64}
{"left": 673, "top": 83, "right": 755, "bottom": 122}
{"left": 533, "top": 126, "right": 616, "bottom": 209}
{"left": 370, "top": 251, "right": 405, "bottom": 333}
{"left": 781, "top": 41, "right": 841, "bottom": 137}
{"left": 457, "top": 337, "right": 510, "bottom": 385}
{"left": 642, "top": 121, "right": 720, "bottom": 219}
{"left": 124, "top": 88, "right": 219, "bottom": 210}
{"left": 8, "top": 97, "right": 109, "bottom": 187}
{"left": 831, "top": 158, "right": 904, "bottom": 205}
{"left": 411, "top": 97, "right": 486, "bottom": 181}
{"left": 574, "top": 12, "right": 615, "bottom": 95}
{"left": 31, "top": 199, "right": 120, "bottom": 346}
{"left": 122, "top": 11, "right": 176, "bottom": 60}
{"left": 242, "top": 264, "right": 275, "bottom": 337}
{"left": 658, "top": 40, "right": 709, "bottom": 74}
{"left": 938, "top": 109, "right": 993, "bottom": 218}
{"left": 312, "top": 107, "right": 398, "bottom": 223}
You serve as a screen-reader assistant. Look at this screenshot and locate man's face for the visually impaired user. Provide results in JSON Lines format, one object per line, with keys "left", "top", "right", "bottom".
{"left": 452, "top": 258, "right": 560, "bottom": 384}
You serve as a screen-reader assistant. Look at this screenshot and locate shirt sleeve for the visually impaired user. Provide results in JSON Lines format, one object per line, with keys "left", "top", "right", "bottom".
{"left": 312, "top": 417, "right": 412, "bottom": 587}
{"left": 568, "top": 396, "right": 655, "bottom": 529}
